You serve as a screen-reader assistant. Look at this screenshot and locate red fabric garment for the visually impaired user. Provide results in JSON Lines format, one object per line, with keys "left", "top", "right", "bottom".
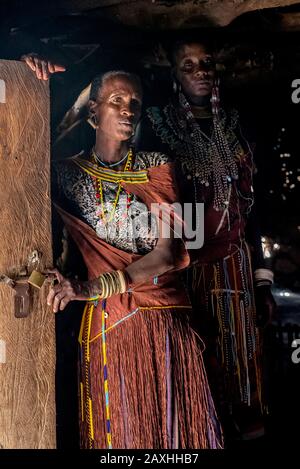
{"left": 55, "top": 162, "right": 191, "bottom": 339}
{"left": 54, "top": 160, "right": 223, "bottom": 449}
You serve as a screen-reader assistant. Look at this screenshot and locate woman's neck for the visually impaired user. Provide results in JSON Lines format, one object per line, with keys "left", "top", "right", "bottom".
{"left": 94, "top": 134, "right": 129, "bottom": 164}
{"left": 190, "top": 103, "right": 212, "bottom": 119}
{"left": 180, "top": 93, "right": 212, "bottom": 118}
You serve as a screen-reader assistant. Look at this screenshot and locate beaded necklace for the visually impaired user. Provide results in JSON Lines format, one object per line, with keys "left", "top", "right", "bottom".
{"left": 166, "top": 92, "right": 240, "bottom": 212}
{"left": 92, "top": 148, "right": 134, "bottom": 226}
{"left": 92, "top": 147, "right": 129, "bottom": 168}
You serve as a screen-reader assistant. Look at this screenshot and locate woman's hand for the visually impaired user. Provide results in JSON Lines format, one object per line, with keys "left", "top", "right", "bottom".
{"left": 21, "top": 53, "right": 66, "bottom": 80}
{"left": 46, "top": 269, "right": 100, "bottom": 313}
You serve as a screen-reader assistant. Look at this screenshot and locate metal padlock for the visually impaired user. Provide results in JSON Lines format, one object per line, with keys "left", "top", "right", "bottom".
{"left": 0, "top": 249, "right": 45, "bottom": 318}
{"left": 28, "top": 270, "right": 46, "bottom": 289}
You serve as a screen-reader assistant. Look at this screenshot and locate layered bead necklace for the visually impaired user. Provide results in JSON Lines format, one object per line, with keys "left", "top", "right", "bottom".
{"left": 92, "top": 147, "right": 134, "bottom": 226}
{"left": 164, "top": 92, "right": 241, "bottom": 212}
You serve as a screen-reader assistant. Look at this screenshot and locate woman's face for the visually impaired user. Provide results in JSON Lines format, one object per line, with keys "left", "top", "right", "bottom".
{"left": 174, "top": 43, "right": 215, "bottom": 105}
{"left": 90, "top": 75, "right": 142, "bottom": 142}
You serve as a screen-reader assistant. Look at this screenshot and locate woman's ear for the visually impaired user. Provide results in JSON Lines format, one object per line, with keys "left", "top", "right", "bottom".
{"left": 88, "top": 99, "right": 97, "bottom": 115}
{"left": 87, "top": 99, "right": 98, "bottom": 129}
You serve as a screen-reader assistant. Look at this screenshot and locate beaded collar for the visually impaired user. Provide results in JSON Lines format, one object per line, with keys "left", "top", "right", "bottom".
{"left": 147, "top": 98, "right": 245, "bottom": 212}
{"left": 71, "top": 153, "right": 149, "bottom": 184}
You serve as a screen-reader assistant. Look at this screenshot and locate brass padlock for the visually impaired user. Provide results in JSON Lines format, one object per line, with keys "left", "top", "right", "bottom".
{"left": 28, "top": 270, "right": 46, "bottom": 289}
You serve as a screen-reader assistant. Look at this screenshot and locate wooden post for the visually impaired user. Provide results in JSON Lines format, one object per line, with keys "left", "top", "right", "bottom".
{"left": 0, "top": 60, "right": 55, "bottom": 448}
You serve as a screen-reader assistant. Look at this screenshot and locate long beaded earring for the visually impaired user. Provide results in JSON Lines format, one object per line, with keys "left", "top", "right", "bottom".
{"left": 211, "top": 77, "right": 220, "bottom": 119}
{"left": 172, "top": 77, "right": 182, "bottom": 96}
{"left": 172, "top": 79, "right": 178, "bottom": 94}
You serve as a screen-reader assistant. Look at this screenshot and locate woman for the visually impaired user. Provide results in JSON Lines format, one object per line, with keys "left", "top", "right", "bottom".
{"left": 140, "top": 36, "right": 276, "bottom": 442}
{"left": 47, "top": 70, "right": 223, "bottom": 449}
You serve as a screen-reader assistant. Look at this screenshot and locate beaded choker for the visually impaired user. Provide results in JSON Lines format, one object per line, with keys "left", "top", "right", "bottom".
{"left": 92, "top": 147, "right": 129, "bottom": 168}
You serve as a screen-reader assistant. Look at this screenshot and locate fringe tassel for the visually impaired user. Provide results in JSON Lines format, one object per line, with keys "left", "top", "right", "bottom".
{"left": 191, "top": 242, "right": 262, "bottom": 410}
{"left": 79, "top": 302, "right": 95, "bottom": 449}
{"left": 79, "top": 306, "right": 223, "bottom": 449}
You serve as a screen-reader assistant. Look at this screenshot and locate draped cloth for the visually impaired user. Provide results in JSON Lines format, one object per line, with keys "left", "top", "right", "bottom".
{"left": 55, "top": 161, "right": 223, "bottom": 449}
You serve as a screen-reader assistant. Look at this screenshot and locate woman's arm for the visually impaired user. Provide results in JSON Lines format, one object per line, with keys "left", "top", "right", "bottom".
{"left": 46, "top": 213, "right": 187, "bottom": 313}
{"left": 126, "top": 232, "right": 182, "bottom": 285}
{"left": 245, "top": 201, "right": 265, "bottom": 270}
{"left": 245, "top": 197, "right": 277, "bottom": 328}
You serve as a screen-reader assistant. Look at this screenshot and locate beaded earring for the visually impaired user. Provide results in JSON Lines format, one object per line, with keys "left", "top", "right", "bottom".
{"left": 172, "top": 78, "right": 182, "bottom": 95}
{"left": 211, "top": 77, "right": 220, "bottom": 119}
{"left": 173, "top": 79, "right": 178, "bottom": 94}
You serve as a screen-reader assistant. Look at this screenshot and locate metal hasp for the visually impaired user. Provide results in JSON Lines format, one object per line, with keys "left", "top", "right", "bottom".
{"left": 13, "top": 281, "right": 30, "bottom": 318}
{"left": 0, "top": 250, "right": 46, "bottom": 318}
{"left": 0, "top": 274, "right": 30, "bottom": 318}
